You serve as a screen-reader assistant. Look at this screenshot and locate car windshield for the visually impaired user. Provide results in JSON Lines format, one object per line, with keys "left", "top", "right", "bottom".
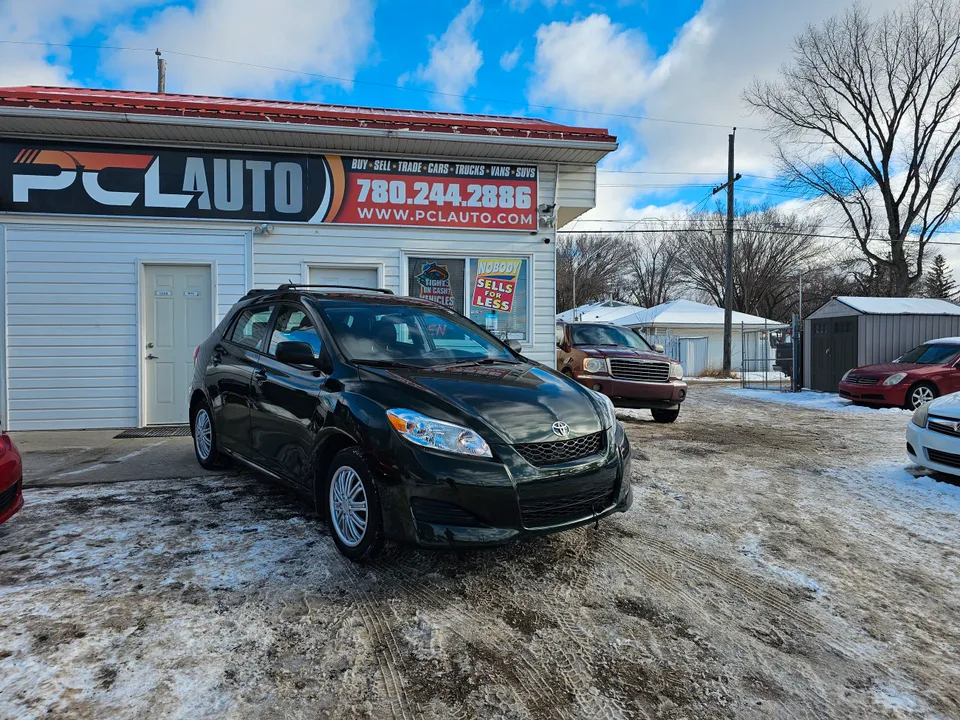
{"left": 314, "top": 300, "right": 517, "bottom": 367}
{"left": 570, "top": 324, "right": 652, "bottom": 351}
{"left": 896, "top": 343, "right": 960, "bottom": 365}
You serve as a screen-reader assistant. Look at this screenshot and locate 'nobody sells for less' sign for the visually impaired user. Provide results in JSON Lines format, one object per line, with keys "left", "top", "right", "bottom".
{"left": 472, "top": 259, "right": 522, "bottom": 312}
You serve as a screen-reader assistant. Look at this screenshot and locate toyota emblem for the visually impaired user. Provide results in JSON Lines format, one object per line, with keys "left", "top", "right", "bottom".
{"left": 552, "top": 421, "right": 570, "bottom": 438}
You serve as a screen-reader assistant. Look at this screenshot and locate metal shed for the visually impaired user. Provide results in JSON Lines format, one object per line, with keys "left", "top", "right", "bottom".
{"left": 803, "top": 296, "right": 960, "bottom": 392}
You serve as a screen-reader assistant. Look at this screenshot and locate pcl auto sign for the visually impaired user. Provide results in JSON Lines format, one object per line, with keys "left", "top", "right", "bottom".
{"left": 0, "top": 142, "right": 538, "bottom": 231}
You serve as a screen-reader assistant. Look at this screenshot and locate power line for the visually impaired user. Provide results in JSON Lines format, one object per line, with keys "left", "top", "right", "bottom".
{"left": 0, "top": 38, "right": 764, "bottom": 131}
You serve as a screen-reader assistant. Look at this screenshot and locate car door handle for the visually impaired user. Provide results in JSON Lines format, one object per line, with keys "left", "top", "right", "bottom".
{"left": 254, "top": 368, "right": 267, "bottom": 385}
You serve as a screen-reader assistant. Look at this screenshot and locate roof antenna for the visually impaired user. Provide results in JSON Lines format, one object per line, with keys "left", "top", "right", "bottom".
{"left": 155, "top": 49, "right": 166, "bottom": 94}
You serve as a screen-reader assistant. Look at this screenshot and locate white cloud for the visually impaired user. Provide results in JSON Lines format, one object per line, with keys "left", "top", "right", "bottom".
{"left": 535, "top": 0, "right": 907, "bottom": 229}
{"left": 528, "top": 14, "right": 655, "bottom": 114}
{"left": 105, "top": 0, "right": 375, "bottom": 97}
{"left": 0, "top": 0, "right": 155, "bottom": 87}
{"left": 500, "top": 43, "right": 523, "bottom": 72}
{"left": 401, "top": 0, "right": 483, "bottom": 110}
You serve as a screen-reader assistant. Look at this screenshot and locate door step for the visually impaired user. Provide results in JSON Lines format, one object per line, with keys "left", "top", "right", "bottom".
{"left": 114, "top": 426, "right": 190, "bottom": 439}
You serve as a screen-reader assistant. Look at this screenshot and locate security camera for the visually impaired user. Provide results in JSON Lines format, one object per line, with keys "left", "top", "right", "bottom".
{"left": 543, "top": 237, "right": 551, "bottom": 244}
{"left": 538, "top": 203, "right": 555, "bottom": 213}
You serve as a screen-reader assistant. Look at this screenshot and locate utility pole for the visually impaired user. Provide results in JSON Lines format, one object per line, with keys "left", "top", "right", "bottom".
{"left": 712, "top": 128, "right": 741, "bottom": 375}
{"left": 155, "top": 49, "right": 166, "bottom": 93}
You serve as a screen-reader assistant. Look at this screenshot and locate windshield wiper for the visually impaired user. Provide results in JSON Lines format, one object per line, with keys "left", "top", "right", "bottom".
{"left": 354, "top": 359, "right": 424, "bottom": 369}
{"left": 439, "top": 358, "right": 519, "bottom": 368}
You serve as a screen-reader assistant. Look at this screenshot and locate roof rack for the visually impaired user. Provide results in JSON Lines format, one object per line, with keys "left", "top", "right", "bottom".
{"left": 277, "top": 284, "right": 394, "bottom": 295}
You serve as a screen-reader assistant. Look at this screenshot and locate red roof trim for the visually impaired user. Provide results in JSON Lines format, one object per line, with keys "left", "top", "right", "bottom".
{"left": 0, "top": 86, "right": 616, "bottom": 144}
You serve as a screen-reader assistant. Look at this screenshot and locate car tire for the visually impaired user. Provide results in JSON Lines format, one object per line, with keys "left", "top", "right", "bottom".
{"left": 652, "top": 408, "right": 680, "bottom": 423}
{"left": 906, "top": 382, "right": 938, "bottom": 411}
{"left": 191, "top": 399, "right": 229, "bottom": 470}
{"left": 325, "top": 447, "right": 385, "bottom": 562}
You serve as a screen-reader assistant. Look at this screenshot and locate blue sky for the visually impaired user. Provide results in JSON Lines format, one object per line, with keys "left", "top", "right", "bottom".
{"left": 0, "top": 0, "right": 910, "bottom": 232}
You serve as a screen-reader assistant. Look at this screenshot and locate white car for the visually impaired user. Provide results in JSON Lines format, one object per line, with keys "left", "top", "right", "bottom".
{"left": 907, "top": 392, "right": 960, "bottom": 476}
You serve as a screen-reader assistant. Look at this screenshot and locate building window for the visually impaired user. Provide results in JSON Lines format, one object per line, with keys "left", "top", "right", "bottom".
{"left": 469, "top": 258, "right": 528, "bottom": 341}
{"left": 408, "top": 257, "right": 465, "bottom": 313}
{"left": 406, "top": 256, "right": 530, "bottom": 342}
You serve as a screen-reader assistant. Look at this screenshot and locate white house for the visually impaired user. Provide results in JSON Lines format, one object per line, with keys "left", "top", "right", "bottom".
{"left": 614, "top": 299, "right": 787, "bottom": 376}
{"left": 556, "top": 299, "right": 645, "bottom": 323}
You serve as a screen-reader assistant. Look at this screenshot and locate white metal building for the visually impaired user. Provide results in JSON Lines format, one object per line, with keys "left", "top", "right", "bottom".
{"left": 0, "top": 86, "right": 616, "bottom": 430}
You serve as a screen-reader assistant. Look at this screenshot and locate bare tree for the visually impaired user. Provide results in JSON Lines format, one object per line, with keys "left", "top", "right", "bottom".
{"left": 556, "top": 234, "right": 629, "bottom": 312}
{"left": 623, "top": 232, "right": 682, "bottom": 308}
{"left": 678, "top": 207, "right": 826, "bottom": 322}
{"left": 745, "top": 0, "right": 960, "bottom": 296}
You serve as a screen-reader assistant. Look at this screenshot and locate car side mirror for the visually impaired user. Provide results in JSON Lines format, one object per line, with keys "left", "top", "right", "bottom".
{"left": 507, "top": 339, "right": 522, "bottom": 353}
{"left": 276, "top": 341, "right": 319, "bottom": 366}
{"left": 654, "top": 344, "right": 665, "bottom": 354}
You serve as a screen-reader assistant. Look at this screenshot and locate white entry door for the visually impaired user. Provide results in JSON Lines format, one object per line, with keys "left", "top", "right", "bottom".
{"left": 143, "top": 264, "right": 213, "bottom": 425}
{"left": 309, "top": 265, "right": 379, "bottom": 289}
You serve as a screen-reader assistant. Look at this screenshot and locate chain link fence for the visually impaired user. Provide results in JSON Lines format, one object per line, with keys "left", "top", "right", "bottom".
{"left": 740, "top": 316, "right": 801, "bottom": 391}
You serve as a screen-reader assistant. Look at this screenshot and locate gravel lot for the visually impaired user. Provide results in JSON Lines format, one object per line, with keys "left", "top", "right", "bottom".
{"left": 1, "top": 385, "right": 958, "bottom": 719}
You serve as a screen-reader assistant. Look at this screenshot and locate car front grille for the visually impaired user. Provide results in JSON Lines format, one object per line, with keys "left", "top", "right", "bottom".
{"left": 846, "top": 376, "right": 880, "bottom": 386}
{"left": 926, "top": 448, "right": 960, "bottom": 468}
{"left": 0, "top": 480, "right": 20, "bottom": 512}
{"left": 518, "top": 476, "right": 617, "bottom": 528}
{"left": 513, "top": 432, "right": 604, "bottom": 467}
{"left": 927, "top": 416, "right": 960, "bottom": 438}
{"left": 608, "top": 358, "right": 670, "bottom": 383}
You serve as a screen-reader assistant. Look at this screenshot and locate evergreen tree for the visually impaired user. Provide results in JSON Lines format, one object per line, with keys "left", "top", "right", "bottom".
{"left": 923, "top": 254, "right": 958, "bottom": 300}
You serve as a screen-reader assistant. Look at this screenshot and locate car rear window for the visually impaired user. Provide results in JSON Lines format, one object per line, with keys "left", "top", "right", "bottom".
{"left": 227, "top": 305, "right": 275, "bottom": 350}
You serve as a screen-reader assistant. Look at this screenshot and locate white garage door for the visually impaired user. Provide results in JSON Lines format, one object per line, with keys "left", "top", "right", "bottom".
{"left": 309, "top": 265, "right": 379, "bottom": 290}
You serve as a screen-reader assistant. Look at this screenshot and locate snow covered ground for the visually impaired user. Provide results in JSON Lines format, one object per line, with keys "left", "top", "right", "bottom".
{"left": 1, "top": 386, "right": 957, "bottom": 719}
{"left": 723, "top": 387, "right": 911, "bottom": 414}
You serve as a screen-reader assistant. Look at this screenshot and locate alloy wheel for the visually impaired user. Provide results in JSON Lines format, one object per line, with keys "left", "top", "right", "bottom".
{"left": 194, "top": 408, "right": 213, "bottom": 460}
{"left": 911, "top": 386, "right": 935, "bottom": 409}
{"left": 329, "top": 466, "right": 368, "bottom": 547}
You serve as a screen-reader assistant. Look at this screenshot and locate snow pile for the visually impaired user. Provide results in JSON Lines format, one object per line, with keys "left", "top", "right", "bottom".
{"left": 722, "top": 388, "right": 910, "bottom": 414}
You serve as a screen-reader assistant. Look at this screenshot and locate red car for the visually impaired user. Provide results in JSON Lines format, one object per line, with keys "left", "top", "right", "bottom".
{"left": 0, "top": 421, "right": 23, "bottom": 525}
{"left": 839, "top": 338, "right": 960, "bottom": 410}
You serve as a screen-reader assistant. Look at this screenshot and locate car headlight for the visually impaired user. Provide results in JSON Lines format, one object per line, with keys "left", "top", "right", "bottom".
{"left": 841, "top": 369, "right": 852, "bottom": 382}
{"left": 591, "top": 389, "right": 617, "bottom": 428}
{"left": 912, "top": 403, "right": 930, "bottom": 428}
{"left": 386, "top": 409, "right": 491, "bottom": 458}
{"left": 883, "top": 372, "right": 908, "bottom": 386}
{"left": 669, "top": 362, "right": 684, "bottom": 380}
{"left": 583, "top": 357, "right": 607, "bottom": 374}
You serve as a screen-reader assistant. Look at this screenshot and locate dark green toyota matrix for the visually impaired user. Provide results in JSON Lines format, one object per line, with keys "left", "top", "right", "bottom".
{"left": 190, "top": 285, "right": 633, "bottom": 561}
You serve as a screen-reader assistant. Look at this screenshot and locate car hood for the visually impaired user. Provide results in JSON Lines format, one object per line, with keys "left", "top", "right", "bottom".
{"left": 926, "top": 391, "right": 960, "bottom": 419}
{"left": 849, "top": 362, "right": 928, "bottom": 377}
{"left": 360, "top": 361, "right": 605, "bottom": 445}
{"left": 575, "top": 345, "right": 671, "bottom": 362}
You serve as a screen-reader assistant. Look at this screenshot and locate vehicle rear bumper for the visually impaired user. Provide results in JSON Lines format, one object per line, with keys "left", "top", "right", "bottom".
{"left": 372, "top": 425, "right": 633, "bottom": 548}
{"left": 907, "top": 421, "right": 960, "bottom": 477}
{"left": 573, "top": 374, "right": 686, "bottom": 409}
{"left": 839, "top": 381, "right": 906, "bottom": 407}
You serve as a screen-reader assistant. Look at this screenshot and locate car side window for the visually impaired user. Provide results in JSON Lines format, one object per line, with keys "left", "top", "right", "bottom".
{"left": 227, "top": 305, "right": 275, "bottom": 350}
{"left": 269, "top": 305, "right": 323, "bottom": 357}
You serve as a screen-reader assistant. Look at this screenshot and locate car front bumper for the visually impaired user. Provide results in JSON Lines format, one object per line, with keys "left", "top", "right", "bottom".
{"left": 906, "top": 420, "right": 960, "bottom": 477}
{"left": 371, "top": 424, "right": 633, "bottom": 548}
{"left": 573, "top": 374, "right": 687, "bottom": 409}
{"left": 839, "top": 381, "right": 907, "bottom": 407}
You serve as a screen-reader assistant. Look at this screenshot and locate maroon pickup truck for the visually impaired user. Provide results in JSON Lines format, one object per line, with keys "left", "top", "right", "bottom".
{"left": 556, "top": 321, "right": 687, "bottom": 423}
